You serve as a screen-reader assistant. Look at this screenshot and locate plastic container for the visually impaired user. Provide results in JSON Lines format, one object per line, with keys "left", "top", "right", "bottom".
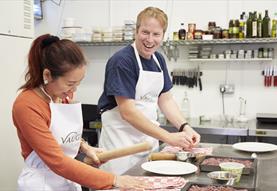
{"left": 219, "top": 162, "right": 245, "bottom": 183}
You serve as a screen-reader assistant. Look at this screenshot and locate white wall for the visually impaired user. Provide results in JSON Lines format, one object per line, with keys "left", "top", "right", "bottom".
{"left": 0, "top": 1, "right": 33, "bottom": 190}
{"left": 35, "top": 0, "right": 277, "bottom": 121}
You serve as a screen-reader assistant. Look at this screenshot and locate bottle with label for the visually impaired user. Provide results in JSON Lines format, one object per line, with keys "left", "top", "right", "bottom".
{"left": 271, "top": 12, "right": 277, "bottom": 38}
{"left": 252, "top": 11, "right": 258, "bottom": 38}
{"left": 246, "top": 12, "right": 253, "bottom": 38}
{"left": 239, "top": 13, "right": 245, "bottom": 39}
{"left": 262, "top": 10, "right": 271, "bottom": 37}
{"left": 181, "top": 92, "right": 190, "bottom": 120}
{"left": 257, "top": 13, "right": 262, "bottom": 38}
{"left": 178, "top": 23, "right": 186, "bottom": 40}
{"left": 228, "top": 19, "right": 234, "bottom": 38}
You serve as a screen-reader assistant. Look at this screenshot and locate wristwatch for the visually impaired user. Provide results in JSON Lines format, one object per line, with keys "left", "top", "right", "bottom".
{"left": 178, "top": 122, "right": 189, "bottom": 132}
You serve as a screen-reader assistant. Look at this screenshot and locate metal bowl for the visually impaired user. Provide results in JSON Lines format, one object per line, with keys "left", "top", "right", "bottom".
{"left": 176, "top": 151, "right": 196, "bottom": 162}
{"left": 207, "top": 171, "right": 237, "bottom": 185}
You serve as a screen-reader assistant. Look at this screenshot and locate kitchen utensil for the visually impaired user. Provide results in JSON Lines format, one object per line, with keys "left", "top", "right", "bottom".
{"left": 96, "top": 141, "right": 152, "bottom": 162}
{"left": 207, "top": 171, "right": 237, "bottom": 185}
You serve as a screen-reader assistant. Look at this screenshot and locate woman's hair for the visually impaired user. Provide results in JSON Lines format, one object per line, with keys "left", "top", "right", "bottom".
{"left": 136, "top": 7, "right": 168, "bottom": 33}
{"left": 20, "top": 34, "right": 87, "bottom": 90}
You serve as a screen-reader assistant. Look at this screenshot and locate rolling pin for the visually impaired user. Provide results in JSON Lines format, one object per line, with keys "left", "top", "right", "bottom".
{"left": 96, "top": 142, "right": 152, "bottom": 162}
{"left": 148, "top": 152, "right": 177, "bottom": 161}
{"left": 148, "top": 152, "right": 206, "bottom": 162}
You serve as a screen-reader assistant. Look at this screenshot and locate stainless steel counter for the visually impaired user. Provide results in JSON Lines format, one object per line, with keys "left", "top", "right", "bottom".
{"left": 125, "top": 143, "right": 277, "bottom": 191}
{"left": 161, "top": 118, "right": 277, "bottom": 137}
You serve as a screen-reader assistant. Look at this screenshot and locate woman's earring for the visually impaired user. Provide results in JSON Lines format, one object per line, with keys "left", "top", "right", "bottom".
{"left": 44, "top": 79, "right": 48, "bottom": 85}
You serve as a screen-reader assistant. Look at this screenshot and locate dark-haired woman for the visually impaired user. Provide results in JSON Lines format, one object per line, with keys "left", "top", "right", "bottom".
{"left": 12, "top": 34, "right": 147, "bottom": 191}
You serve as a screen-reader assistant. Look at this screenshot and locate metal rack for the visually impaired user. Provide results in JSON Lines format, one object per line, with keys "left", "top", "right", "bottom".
{"left": 170, "top": 38, "right": 277, "bottom": 45}
{"left": 189, "top": 58, "right": 273, "bottom": 62}
{"left": 76, "top": 40, "right": 133, "bottom": 46}
{"left": 76, "top": 38, "right": 277, "bottom": 46}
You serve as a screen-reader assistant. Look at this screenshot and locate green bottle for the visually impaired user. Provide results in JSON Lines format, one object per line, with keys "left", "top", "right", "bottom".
{"left": 246, "top": 12, "right": 252, "bottom": 38}
{"left": 262, "top": 10, "right": 271, "bottom": 38}
{"left": 239, "top": 14, "right": 245, "bottom": 39}
{"left": 257, "top": 13, "right": 262, "bottom": 38}
{"left": 252, "top": 11, "right": 257, "bottom": 38}
{"left": 272, "top": 12, "right": 277, "bottom": 38}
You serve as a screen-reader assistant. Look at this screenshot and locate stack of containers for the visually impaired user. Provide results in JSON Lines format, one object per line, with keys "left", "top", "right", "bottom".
{"left": 60, "top": 18, "right": 81, "bottom": 40}
{"left": 102, "top": 27, "right": 113, "bottom": 42}
{"left": 92, "top": 27, "right": 103, "bottom": 42}
{"left": 188, "top": 47, "right": 199, "bottom": 59}
{"left": 72, "top": 27, "right": 92, "bottom": 42}
{"left": 112, "top": 26, "right": 123, "bottom": 41}
{"left": 123, "top": 20, "right": 136, "bottom": 41}
{"left": 199, "top": 47, "right": 212, "bottom": 59}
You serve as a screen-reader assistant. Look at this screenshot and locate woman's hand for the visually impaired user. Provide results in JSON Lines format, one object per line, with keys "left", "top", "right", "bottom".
{"left": 113, "top": 175, "right": 150, "bottom": 190}
{"left": 80, "top": 140, "right": 105, "bottom": 167}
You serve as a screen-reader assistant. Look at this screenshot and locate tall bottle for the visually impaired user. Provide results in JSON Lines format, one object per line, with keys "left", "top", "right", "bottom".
{"left": 178, "top": 23, "right": 186, "bottom": 40}
{"left": 246, "top": 12, "right": 253, "bottom": 38}
{"left": 257, "top": 13, "right": 262, "bottom": 38}
{"left": 262, "top": 10, "right": 271, "bottom": 38}
{"left": 181, "top": 92, "right": 190, "bottom": 120}
{"left": 252, "top": 11, "right": 258, "bottom": 38}
{"left": 272, "top": 12, "right": 277, "bottom": 38}
{"left": 239, "top": 13, "right": 246, "bottom": 39}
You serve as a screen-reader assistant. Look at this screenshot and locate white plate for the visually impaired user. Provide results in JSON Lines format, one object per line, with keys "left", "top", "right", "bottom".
{"left": 232, "top": 142, "right": 277, "bottom": 153}
{"left": 141, "top": 160, "right": 197, "bottom": 175}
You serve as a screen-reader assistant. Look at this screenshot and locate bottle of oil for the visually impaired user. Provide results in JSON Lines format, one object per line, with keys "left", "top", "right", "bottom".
{"left": 257, "top": 13, "right": 262, "bottom": 38}
{"left": 272, "top": 12, "right": 277, "bottom": 38}
{"left": 178, "top": 23, "right": 186, "bottom": 40}
{"left": 262, "top": 10, "right": 271, "bottom": 38}
{"left": 246, "top": 12, "right": 252, "bottom": 38}
{"left": 252, "top": 11, "right": 258, "bottom": 38}
{"left": 239, "top": 13, "right": 246, "bottom": 39}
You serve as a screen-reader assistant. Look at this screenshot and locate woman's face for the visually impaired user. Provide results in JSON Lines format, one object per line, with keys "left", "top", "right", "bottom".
{"left": 135, "top": 17, "right": 164, "bottom": 59}
{"left": 44, "top": 65, "right": 86, "bottom": 101}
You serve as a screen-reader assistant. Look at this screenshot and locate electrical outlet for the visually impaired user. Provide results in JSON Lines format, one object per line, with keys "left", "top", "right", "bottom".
{"left": 219, "top": 84, "right": 235, "bottom": 94}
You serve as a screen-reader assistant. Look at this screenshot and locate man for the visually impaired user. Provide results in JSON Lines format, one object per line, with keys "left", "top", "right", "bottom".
{"left": 98, "top": 7, "right": 200, "bottom": 174}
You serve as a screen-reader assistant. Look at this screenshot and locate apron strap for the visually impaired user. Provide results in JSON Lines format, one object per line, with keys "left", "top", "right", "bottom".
{"left": 40, "top": 86, "right": 54, "bottom": 103}
{"left": 132, "top": 42, "right": 163, "bottom": 72}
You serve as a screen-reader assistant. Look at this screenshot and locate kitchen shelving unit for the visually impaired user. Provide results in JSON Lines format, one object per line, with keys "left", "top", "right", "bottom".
{"left": 76, "top": 38, "right": 277, "bottom": 46}
{"left": 189, "top": 58, "right": 273, "bottom": 62}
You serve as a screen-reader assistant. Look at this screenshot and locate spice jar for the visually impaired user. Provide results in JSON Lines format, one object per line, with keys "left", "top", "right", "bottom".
{"left": 213, "top": 27, "right": 222, "bottom": 39}
{"left": 208, "top": 21, "right": 216, "bottom": 31}
{"left": 187, "top": 23, "right": 196, "bottom": 40}
{"left": 194, "top": 30, "right": 203, "bottom": 39}
{"left": 222, "top": 29, "right": 229, "bottom": 39}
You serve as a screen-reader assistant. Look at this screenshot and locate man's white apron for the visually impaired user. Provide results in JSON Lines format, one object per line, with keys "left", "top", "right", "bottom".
{"left": 99, "top": 43, "right": 164, "bottom": 174}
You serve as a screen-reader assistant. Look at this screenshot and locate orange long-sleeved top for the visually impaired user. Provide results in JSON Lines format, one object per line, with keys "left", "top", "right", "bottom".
{"left": 12, "top": 89, "right": 115, "bottom": 189}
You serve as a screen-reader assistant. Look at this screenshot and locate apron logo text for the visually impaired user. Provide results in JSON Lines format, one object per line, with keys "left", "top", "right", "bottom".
{"left": 139, "top": 92, "right": 158, "bottom": 103}
{"left": 61, "top": 131, "right": 82, "bottom": 144}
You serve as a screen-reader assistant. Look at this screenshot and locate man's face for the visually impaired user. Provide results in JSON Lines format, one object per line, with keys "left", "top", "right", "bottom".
{"left": 135, "top": 17, "right": 164, "bottom": 59}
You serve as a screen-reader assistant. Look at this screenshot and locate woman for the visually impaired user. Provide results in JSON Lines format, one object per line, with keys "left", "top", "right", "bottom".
{"left": 98, "top": 7, "right": 200, "bottom": 174}
{"left": 12, "top": 34, "right": 147, "bottom": 190}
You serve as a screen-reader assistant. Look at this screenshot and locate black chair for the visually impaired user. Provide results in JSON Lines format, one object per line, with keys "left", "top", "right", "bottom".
{"left": 81, "top": 104, "right": 101, "bottom": 146}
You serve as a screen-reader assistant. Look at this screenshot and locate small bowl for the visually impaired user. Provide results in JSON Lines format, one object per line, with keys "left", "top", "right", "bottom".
{"left": 176, "top": 151, "right": 195, "bottom": 162}
{"left": 207, "top": 171, "right": 237, "bottom": 185}
{"left": 219, "top": 162, "right": 245, "bottom": 183}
